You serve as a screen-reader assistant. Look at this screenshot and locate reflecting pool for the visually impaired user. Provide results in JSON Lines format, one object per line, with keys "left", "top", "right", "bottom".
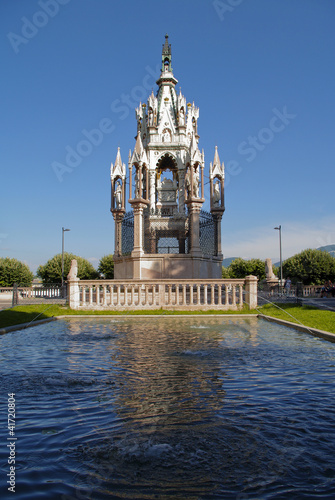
{"left": 1, "top": 316, "right": 335, "bottom": 499}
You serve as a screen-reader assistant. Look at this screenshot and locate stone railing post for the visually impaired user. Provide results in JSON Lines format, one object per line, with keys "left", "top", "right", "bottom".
{"left": 67, "top": 279, "right": 80, "bottom": 309}
{"left": 244, "top": 275, "right": 258, "bottom": 309}
{"left": 158, "top": 283, "right": 165, "bottom": 307}
{"left": 67, "top": 259, "right": 80, "bottom": 309}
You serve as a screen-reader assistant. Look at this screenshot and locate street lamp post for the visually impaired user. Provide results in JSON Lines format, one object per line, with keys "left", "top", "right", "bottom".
{"left": 274, "top": 225, "right": 283, "bottom": 289}
{"left": 61, "top": 227, "right": 70, "bottom": 287}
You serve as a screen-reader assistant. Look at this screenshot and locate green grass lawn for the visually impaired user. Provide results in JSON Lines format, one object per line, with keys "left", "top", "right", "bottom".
{"left": 258, "top": 303, "right": 335, "bottom": 334}
{"left": 0, "top": 303, "right": 334, "bottom": 334}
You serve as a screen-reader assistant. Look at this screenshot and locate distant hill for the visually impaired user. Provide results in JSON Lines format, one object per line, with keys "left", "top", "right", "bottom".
{"left": 273, "top": 245, "right": 335, "bottom": 266}
{"left": 318, "top": 244, "right": 335, "bottom": 257}
{"left": 222, "top": 257, "right": 239, "bottom": 268}
{"left": 225, "top": 246, "right": 335, "bottom": 269}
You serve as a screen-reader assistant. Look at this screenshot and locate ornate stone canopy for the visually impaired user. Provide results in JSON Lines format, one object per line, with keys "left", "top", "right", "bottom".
{"left": 110, "top": 36, "right": 225, "bottom": 279}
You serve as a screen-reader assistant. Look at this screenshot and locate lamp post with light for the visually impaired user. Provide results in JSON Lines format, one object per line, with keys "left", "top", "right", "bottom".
{"left": 61, "top": 227, "right": 70, "bottom": 287}
{"left": 274, "top": 225, "right": 283, "bottom": 289}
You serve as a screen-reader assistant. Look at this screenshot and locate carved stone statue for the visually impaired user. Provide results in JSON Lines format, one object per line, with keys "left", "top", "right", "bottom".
{"left": 265, "top": 258, "right": 276, "bottom": 279}
{"left": 67, "top": 259, "right": 78, "bottom": 280}
{"left": 163, "top": 129, "right": 171, "bottom": 142}
{"left": 185, "top": 169, "right": 191, "bottom": 198}
{"left": 179, "top": 107, "right": 185, "bottom": 126}
{"left": 115, "top": 182, "right": 122, "bottom": 209}
{"left": 135, "top": 170, "right": 142, "bottom": 198}
{"left": 149, "top": 107, "right": 153, "bottom": 126}
{"left": 213, "top": 182, "right": 220, "bottom": 206}
{"left": 193, "top": 167, "right": 199, "bottom": 197}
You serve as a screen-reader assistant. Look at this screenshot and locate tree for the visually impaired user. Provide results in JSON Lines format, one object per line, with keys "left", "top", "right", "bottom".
{"left": 227, "top": 258, "right": 266, "bottom": 281}
{"left": 282, "top": 248, "right": 335, "bottom": 285}
{"left": 0, "top": 257, "right": 33, "bottom": 286}
{"left": 37, "top": 253, "right": 99, "bottom": 284}
{"left": 98, "top": 254, "right": 114, "bottom": 279}
{"left": 221, "top": 266, "right": 231, "bottom": 278}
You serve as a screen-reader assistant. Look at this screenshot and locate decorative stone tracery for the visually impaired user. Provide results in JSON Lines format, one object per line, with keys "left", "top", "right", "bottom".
{"left": 110, "top": 35, "right": 226, "bottom": 279}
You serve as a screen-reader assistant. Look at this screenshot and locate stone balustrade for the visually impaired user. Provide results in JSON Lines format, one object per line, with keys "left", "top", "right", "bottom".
{"left": 67, "top": 276, "right": 258, "bottom": 311}
{"left": 0, "top": 286, "right": 63, "bottom": 298}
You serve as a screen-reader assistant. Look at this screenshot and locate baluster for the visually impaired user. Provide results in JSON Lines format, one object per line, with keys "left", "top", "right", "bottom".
{"left": 190, "top": 284, "right": 193, "bottom": 305}
{"left": 211, "top": 284, "right": 215, "bottom": 305}
{"left": 96, "top": 286, "right": 100, "bottom": 306}
{"left": 82, "top": 286, "right": 86, "bottom": 305}
{"left": 218, "top": 283, "right": 222, "bottom": 306}
{"left": 239, "top": 284, "right": 244, "bottom": 307}
{"left": 103, "top": 285, "right": 107, "bottom": 306}
{"left": 175, "top": 284, "right": 179, "bottom": 305}
{"left": 182, "top": 284, "right": 187, "bottom": 305}
{"left": 117, "top": 285, "right": 121, "bottom": 306}
{"left": 232, "top": 285, "right": 236, "bottom": 306}
{"left": 89, "top": 286, "right": 93, "bottom": 305}
{"left": 204, "top": 284, "right": 208, "bottom": 305}
{"left": 110, "top": 285, "right": 114, "bottom": 306}
{"left": 168, "top": 284, "right": 172, "bottom": 305}
{"left": 225, "top": 284, "right": 229, "bottom": 306}
{"left": 130, "top": 284, "right": 134, "bottom": 306}
{"left": 197, "top": 284, "right": 201, "bottom": 305}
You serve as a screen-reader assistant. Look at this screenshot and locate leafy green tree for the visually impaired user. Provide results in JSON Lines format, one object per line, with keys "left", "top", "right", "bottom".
{"left": 221, "top": 266, "right": 231, "bottom": 278}
{"left": 37, "top": 253, "right": 99, "bottom": 284}
{"left": 0, "top": 257, "right": 34, "bottom": 286}
{"left": 227, "top": 258, "right": 266, "bottom": 281}
{"left": 98, "top": 254, "right": 114, "bottom": 279}
{"left": 282, "top": 249, "right": 335, "bottom": 285}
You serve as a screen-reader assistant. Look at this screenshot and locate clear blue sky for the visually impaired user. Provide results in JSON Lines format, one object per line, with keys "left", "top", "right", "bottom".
{"left": 1, "top": 0, "right": 335, "bottom": 273}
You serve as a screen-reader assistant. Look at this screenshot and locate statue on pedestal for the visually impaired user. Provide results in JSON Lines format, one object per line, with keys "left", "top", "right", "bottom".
{"left": 115, "top": 183, "right": 122, "bottom": 209}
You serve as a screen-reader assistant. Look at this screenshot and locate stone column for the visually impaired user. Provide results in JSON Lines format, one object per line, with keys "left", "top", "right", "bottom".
{"left": 149, "top": 170, "right": 156, "bottom": 212}
{"left": 129, "top": 165, "right": 133, "bottom": 200}
{"left": 244, "top": 275, "right": 258, "bottom": 309}
{"left": 212, "top": 212, "right": 223, "bottom": 257}
{"left": 122, "top": 178, "right": 126, "bottom": 210}
{"left": 179, "top": 169, "right": 185, "bottom": 213}
{"left": 221, "top": 178, "right": 225, "bottom": 209}
{"left": 113, "top": 211, "right": 125, "bottom": 256}
{"left": 201, "top": 165, "right": 204, "bottom": 200}
{"left": 187, "top": 201, "right": 203, "bottom": 256}
{"left": 130, "top": 201, "right": 147, "bottom": 257}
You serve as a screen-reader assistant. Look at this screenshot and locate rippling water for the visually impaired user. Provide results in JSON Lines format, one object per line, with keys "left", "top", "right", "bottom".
{"left": 1, "top": 316, "right": 335, "bottom": 499}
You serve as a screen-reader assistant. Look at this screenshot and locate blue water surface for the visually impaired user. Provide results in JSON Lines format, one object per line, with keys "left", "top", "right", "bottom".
{"left": 1, "top": 316, "right": 335, "bottom": 499}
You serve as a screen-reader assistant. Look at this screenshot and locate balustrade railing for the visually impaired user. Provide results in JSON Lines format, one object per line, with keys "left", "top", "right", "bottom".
{"left": 0, "top": 285, "right": 67, "bottom": 307}
{"left": 68, "top": 278, "right": 258, "bottom": 310}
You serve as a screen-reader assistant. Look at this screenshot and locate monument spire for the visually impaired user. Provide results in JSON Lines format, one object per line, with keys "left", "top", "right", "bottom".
{"left": 162, "top": 33, "right": 172, "bottom": 72}
{"left": 157, "top": 34, "right": 178, "bottom": 88}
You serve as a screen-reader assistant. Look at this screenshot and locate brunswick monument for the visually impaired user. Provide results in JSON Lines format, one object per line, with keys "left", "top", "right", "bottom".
{"left": 110, "top": 35, "right": 225, "bottom": 279}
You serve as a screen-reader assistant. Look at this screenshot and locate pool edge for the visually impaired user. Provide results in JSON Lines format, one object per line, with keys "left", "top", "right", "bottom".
{"left": 0, "top": 317, "right": 58, "bottom": 334}
{"left": 258, "top": 314, "right": 335, "bottom": 342}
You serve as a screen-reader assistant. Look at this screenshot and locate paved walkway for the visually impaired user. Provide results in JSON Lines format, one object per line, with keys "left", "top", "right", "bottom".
{"left": 300, "top": 297, "right": 335, "bottom": 312}
{"left": 257, "top": 293, "right": 335, "bottom": 312}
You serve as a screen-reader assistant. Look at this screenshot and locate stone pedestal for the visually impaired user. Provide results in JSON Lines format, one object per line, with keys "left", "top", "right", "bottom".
{"left": 245, "top": 275, "right": 258, "bottom": 309}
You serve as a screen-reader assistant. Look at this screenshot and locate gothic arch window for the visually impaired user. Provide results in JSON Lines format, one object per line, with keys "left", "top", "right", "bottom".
{"left": 156, "top": 153, "right": 177, "bottom": 172}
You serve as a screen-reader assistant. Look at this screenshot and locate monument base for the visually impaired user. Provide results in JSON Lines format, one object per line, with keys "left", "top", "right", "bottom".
{"left": 114, "top": 253, "right": 223, "bottom": 279}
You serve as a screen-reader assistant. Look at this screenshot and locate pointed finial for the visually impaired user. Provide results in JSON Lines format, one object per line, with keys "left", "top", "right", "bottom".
{"left": 213, "top": 145, "right": 220, "bottom": 166}
{"left": 115, "top": 146, "right": 122, "bottom": 166}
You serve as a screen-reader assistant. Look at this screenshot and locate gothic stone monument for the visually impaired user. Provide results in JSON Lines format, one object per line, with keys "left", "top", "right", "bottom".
{"left": 110, "top": 35, "right": 225, "bottom": 279}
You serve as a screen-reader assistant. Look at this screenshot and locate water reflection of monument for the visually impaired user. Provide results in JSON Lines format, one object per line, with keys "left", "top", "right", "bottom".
{"left": 110, "top": 35, "right": 225, "bottom": 279}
